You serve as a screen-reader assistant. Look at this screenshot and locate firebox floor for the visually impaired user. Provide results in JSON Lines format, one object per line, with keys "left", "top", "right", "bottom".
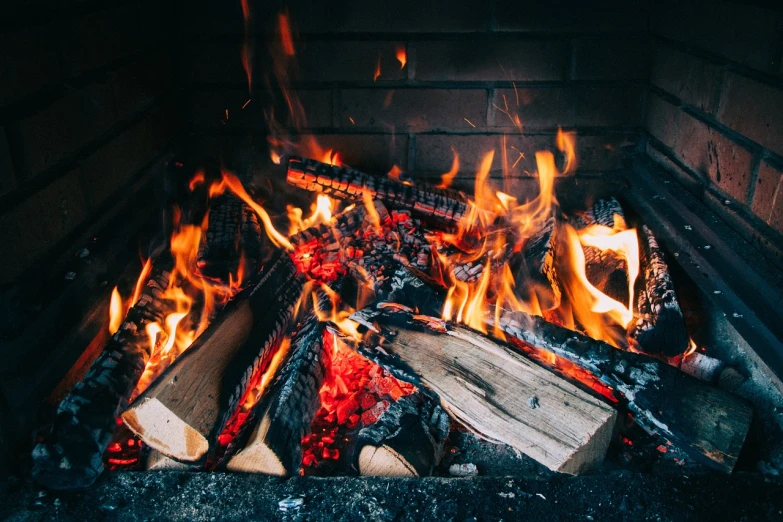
{"left": 2, "top": 471, "right": 781, "bottom": 521}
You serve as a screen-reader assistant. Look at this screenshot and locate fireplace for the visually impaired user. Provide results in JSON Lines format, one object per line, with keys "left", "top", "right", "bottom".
{"left": 2, "top": 0, "right": 783, "bottom": 519}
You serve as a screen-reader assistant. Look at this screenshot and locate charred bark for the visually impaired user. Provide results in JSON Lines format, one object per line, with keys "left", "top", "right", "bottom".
{"left": 197, "top": 195, "right": 263, "bottom": 280}
{"left": 356, "top": 392, "right": 450, "bottom": 477}
{"left": 32, "top": 269, "right": 174, "bottom": 490}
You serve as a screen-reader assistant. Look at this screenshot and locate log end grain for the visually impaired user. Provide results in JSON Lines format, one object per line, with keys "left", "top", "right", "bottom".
{"left": 121, "top": 399, "right": 209, "bottom": 463}
{"left": 358, "top": 446, "right": 419, "bottom": 477}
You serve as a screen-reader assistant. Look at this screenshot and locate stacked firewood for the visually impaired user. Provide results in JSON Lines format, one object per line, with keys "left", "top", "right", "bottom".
{"left": 33, "top": 156, "right": 752, "bottom": 490}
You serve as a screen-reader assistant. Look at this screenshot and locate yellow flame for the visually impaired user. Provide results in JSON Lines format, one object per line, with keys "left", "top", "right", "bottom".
{"left": 109, "top": 287, "right": 123, "bottom": 335}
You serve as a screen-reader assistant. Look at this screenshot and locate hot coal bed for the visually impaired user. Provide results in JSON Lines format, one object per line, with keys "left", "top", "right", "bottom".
{"left": 2, "top": 1, "right": 783, "bottom": 521}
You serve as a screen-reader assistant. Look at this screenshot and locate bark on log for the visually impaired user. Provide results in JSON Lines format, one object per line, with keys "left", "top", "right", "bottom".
{"left": 346, "top": 306, "right": 618, "bottom": 475}
{"left": 630, "top": 225, "right": 689, "bottom": 356}
{"left": 491, "top": 309, "right": 752, "bottom": 472}
{"left": 287, "top": 156, "right": 467, "bottom": 226}
{"left": 356, "top": 392, "right": 450, "bottom": 477}
{"left": 31, "top": 268, "right": 174, "bottom": 490}
{"left": 197, "top": 194, "right": 263, "bottom": 280}
{"left": 122, "top": 252, "right": 303, "bottom": 462}
{"left": 225, "top": 292, "right": 329, "bottom": 475}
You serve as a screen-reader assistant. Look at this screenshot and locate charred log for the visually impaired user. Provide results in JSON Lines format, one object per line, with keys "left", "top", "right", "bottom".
{"left": 197, "top": 195, "right": 263, "bottom": 280}
{"left": 492, "top": 308, "right": 752, "bottom": 473}
{"left": 122, "top": 252, "right": 303, "bottom": 463}
{"left": 225, "top": 291, "right": 330, "bottom": 475}
{"left": 287, "top": 156, "right": 467, "bottom": 226}
{"left": 32, "top": 269, "right": 174, "bottom": 490}
{"left": 346, "top": 306, "right": 618, "bottom": 475}
{"left": 630, "top": 226, "right": 689, "bottom": 356}
{"left": 356, "top": 392, "right": 450, "bottom": 477}
{"left": 517, "top": 213, "right": 561, "bottom": 311}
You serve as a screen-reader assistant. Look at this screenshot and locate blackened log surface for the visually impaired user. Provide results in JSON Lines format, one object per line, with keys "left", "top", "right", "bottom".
{"left": 493, "top": 309, "right": 751, "bottom": 473}
{"left": 287, "top": 156, "right": 467, "bottom": 226}
{"left": 519, "top": 214, "right": 561, "bottom": 310}
{"left": 225, "top": 289, "right": 330, "bottom": 474}
{"left": 31, "top": 269, "right": 174, "bottom": 490}
{"left": 570, "top": 197, "right": 624, "bottom": 230}
{"left": 198, "top": 195, "right": 263, "bottom": 280}
{"left": 631, "top": 226, "right": 688, "bottom": 356}
{"left": 356, "top": 392, "right": 450, "bottom": 477}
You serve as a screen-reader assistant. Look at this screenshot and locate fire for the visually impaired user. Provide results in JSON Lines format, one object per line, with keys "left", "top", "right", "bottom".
{"left": 109, "top": 287, "right": 123, "bottom": 335}
{"left": 396, "top": 46, "right": 407, "bottom": 69}
{"left": 556, "top": 128, "right": 577, "bottom": 175}
{"left": 436, "top": 149, "right": 460, "bottom": 189}
{"left": 240, "top": 0, "right": 253, "bottom": 91}
{"left": 278, "top": 12, "right": 295, "bottom": 56}
{"left": 373, "top": 56, "right": 381, "bottom": 82}
{"left": 287, "top": 194, "right": 335, "bottom": 236}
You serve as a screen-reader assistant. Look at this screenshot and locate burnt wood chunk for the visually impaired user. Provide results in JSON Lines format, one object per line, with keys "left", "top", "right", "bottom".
{"left": 197, "top": 195, "right": 263, "bottom": 280}
{"left": 492, "top": 309, "right": 752, "bottom": 473}
{"left": 226, "top": 293, "right": 329, "bottom": 475}
{"left": 286, "top": 156, "right": 467, "bottom": 226}
{"left": 347, "top": 306, "right": 618, "bottom": 475}
{"left": 519, "top": 214, "right": 561, "bottom": 311}
{"left": 32, "top": 269, "right": 174, "bottom": 490}
{"left": 631, "top": 226, "right": 688, "bottom": 356}
{"left": 122, "top": 252, "right": 303, "bottom": 463}
{"left": 356, "top": 392, "right": 450, "bottom": 477}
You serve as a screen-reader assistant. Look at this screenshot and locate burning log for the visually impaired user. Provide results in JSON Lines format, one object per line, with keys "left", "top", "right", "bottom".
{"left": 571, "top": 197, "right": 629, "bottom": 304}
{"left": 347, "top": 306, "right": 618, "bottom": 475}
{"left": 197, "top": 195, "right": 263, "bottom": 280}
{"left": 356, "top": 392, "right": 450, "bottom": 477}
{"left": 630, "top": 226, "right": 689, "bottom": 356}
{"left": 32, "top": 269, "right": 175, "bottom": 490}
{"left": 121, "top": 251, "right": 303, "bottom": 462}
{"left": 225, "top": 293, "right": 329, "bottom": 475}
{"left": 492, "top": 309, "right": 752, "bottom": 473}
{"left": 518, "top": 213, "right": 561, "bottom": 311}
{"left": 287, "top": 156, "right": 467, "bottom": 226}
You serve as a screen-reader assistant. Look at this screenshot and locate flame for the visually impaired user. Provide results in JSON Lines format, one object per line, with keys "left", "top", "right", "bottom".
{"left": 578, "top": 224, "right": 639, "bottom": 316}
{"left": 278, "top": 12, "right": 295, "bottom": 56}
{"left": 556, "top": 128, "right": 577, "bottom": 175}
{"left": 129, "top": 258, "right": 153, "bottom": 311}
{"left": 362, "top": 191, "right": 382, "bottom": 234}
{"left": 373, "top": 56, "right": 381, "bottom": 82}
{"left": 109, "top": 287, "right": 123, "bottom": 335}
{"left": 436, "top": 149, "right": 459, "bottom": 189}
{"left": 220, "top": 169, "right": 293, "bottom": 250}
{"left": 240, "top": 0, "right": 253, "bottom": 91}
{"left": 287, "top": 194, "right": 335, "bottom": 236}
{"left": 188, "top": 171, "right": 205, "bottom": 191}
{"left": 396, "top": 46, "right": 407, "bottom": 69}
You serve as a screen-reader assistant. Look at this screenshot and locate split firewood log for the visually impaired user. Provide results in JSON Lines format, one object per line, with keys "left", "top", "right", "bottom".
{"left": 356, "top": 392, "right": 450, "bottom": 477}
{"left": 491, "top": 308, "right": 751, "bottom": 472}
{"left": 225, "top": 289, "right": 330, "bottom": 475}
{"left": 197, "top": 194, "right": 263, "bottom": 280}
{"left": 345, "top": 305, "right": 618, "bottom": 475}
{"left": 146, "top": 449, "right": 197, "bottom": 471}
{"left": 287, "top": 156, "right": 467, "bottom": 226}
{"left": 31, "top": 268, "right": 175, "bottom": 490}
{"left": 122, "top": 251, "right": 303, "bottom": 462}
{"left": 630, "top": 225, "right": 689, "bottom": 356}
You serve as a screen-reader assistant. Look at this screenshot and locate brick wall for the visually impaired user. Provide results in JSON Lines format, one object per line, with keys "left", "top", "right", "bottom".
{"left": 0, "top": 1, "right": 186, "bottom": 285}
{"left": 643, "top": 0, "right": 783, "bottom": 244}
{"left": 182, "top": 0, "right": 650, "bottom": 189}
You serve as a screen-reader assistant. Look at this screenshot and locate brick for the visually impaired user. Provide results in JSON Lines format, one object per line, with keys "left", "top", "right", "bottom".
{"left": 288, "top": 0, "right": 488, "bottom": 33}
{"left": 496, "top": 1, "right": 648, "bottom": 33}
{"left": 13, "top": 81, "right": 118, "bottom": 180}
{"left": 414, "top": 134, "right": 553, "bottom": 176}
{"left": 575, "top": 86, "right": 644, "bottom": 127}
{"left": 61, "top": 6, "right": 144, "bottom": 76}
{"left": 110, "top": 52, "right": 173, "bottom": 120}
{"left": 717, "top": 73, "right": 783, "bottom": 158}
{"left": 653, "top": 0, "right": 781, "bottom": 74}
{"left": 298, "top": 41, "right": 406, "bottom": 83}
{"left": 186, "top": 43, "right": 248, "bottom": 85}
{"left": 674, "top": 112, "right": 753, "bottom": 202}
{"left": 0, "top": 128, "right": 16, "bottom": 197}
{"left": 340, "top": 89, "right": 488, "bottom": 132}
{"left": 0, "top": 24, "right": 62, "bottom": 106}
{"left": 644, "top": 92, "right": 680, "bottom": 148}
{"left": 576, "top": 134, "right": 636, "bottom": 172}
{"left": 491, "top": 88, "right": 575, "bottom": 130}
{"left": 80, "top": 120, "right": 153, "bottom": 209}
{"left": 650, "top": 46, "right": 722, "bottom": 114}
{"left": 414, "top": 40, "right": 567, "bottom": 82}
{"left": 571, "top": 37, "right": 650, "bottom": 80}
{"left": 751, "top": 160, "right": 783, "bottom": 223}
{"left": 299, "top": 134, "right": 408, "bottom": 174}
{"left": 0, "top": 169, "right": 88, "bottom": 284}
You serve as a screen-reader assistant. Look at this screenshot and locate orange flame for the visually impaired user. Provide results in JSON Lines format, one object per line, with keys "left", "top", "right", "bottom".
{"left": 240, "top": 0, "right": 253, "bottom": 91}
{"left": 287, "top": 194, "right": 335, "bottom": 236}
{"left": 396, "top": 46, "right": 407, "bottom": 69}
{"left": 556, "top": 128, "right": 577, "bottom": 175}
{"left": 109, "top": 287, "right": 123, "bottom": 335}
{"left": 436, "top": 149, "right": 459, "bottom": 189}
{"left": 278, "top": 13, "right": 295, "bottom": 56}
{"left": 129, "top": 258, "right": 153, "bottom": 311}
{"left": 373, "top": 56, "right": 382, "bottom": 82}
